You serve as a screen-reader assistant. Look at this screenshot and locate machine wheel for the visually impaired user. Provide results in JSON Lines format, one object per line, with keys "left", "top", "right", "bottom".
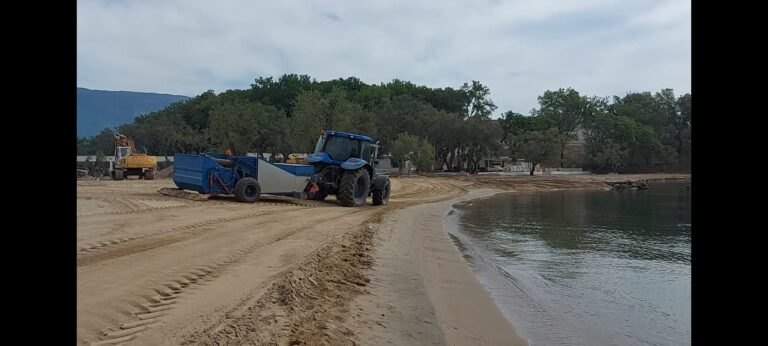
{"left": 338, "top": 169, "right": 370, "bottom": 207}
{"left": 112, "top": 169, "right": 124, "bottom": 180}
{"left": 313, "top": 190, "right": 328, "bottom": 201}
{"left": 144, "top": 169, "right": 155, "bottom": 180}
{"left": 372, "top": 178, "right": 391, "bottom": 206}
{"left": 234, "top": 177, "right": 261, "bottom": 203}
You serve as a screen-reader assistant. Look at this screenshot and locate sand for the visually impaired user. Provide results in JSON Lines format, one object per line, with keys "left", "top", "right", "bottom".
{"left": 77, "top": 173, "right": 689, "bottom": 345}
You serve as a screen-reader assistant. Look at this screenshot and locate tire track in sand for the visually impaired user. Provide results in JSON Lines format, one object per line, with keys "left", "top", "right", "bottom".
{"left": 87, "top": 207, "right": 378, "bottom": 346}
{"left": 89, "top": 227, "right": 296, "bottom": 346}
{"left": 77, "top": 209, "right": 298, "bottom": 266}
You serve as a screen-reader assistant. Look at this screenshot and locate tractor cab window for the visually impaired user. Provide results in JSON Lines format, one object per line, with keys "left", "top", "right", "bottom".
{"left": 323, "top": 136, "right": 358, "bottom": 161}
{"left": 361, "top": 141, "right": 372, "bottom": 163}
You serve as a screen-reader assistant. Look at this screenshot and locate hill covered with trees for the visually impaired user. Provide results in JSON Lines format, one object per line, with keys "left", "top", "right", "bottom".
{"left": 77, "top": 87, "right": 190, "bottom": 136}
{"left": 77, "top": 75, "right": 690, "bottom": 174}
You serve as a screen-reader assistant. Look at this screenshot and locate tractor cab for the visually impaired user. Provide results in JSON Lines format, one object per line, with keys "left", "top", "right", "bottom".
{"left": 309, "top": 130, "right": 376, "bottom": 166}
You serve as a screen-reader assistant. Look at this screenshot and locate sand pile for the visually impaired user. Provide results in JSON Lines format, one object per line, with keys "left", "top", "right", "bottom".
{"left": 156, "top": 165, "right": 174, "bottom": 179}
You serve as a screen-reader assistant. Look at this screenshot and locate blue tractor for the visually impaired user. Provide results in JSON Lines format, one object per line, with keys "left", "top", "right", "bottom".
{"left": 308, "top": 130, "right": 391, "bottom": 207}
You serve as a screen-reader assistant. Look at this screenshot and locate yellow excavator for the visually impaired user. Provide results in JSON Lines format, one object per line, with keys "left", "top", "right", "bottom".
{"left": 111, "top": 133, "right": 158, "bottom": 180}
{"left": 285, "top": 154, "right": 306, "bottom": 164}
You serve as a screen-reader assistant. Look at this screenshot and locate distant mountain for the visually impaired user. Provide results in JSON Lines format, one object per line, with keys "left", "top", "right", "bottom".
{"left": 77, "top": 87, "right": 190, "bottom": 137}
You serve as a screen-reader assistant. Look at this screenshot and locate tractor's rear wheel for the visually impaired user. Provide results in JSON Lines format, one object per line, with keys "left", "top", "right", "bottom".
{"left": 144, "top": 169, "right": 155, "bottom": 180}
{"left": 372, "top": 178, "right": 391, "bottom": 206}
{"left": 234, "top": 177, "right": 261, "bottom": 203}
{"left": 338, "top": 169, "right": 370, "bottom": 207}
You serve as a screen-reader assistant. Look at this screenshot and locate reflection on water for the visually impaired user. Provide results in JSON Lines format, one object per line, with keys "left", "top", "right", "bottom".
{"left": 447, "top": 181, "right": 691, "bottom": 346}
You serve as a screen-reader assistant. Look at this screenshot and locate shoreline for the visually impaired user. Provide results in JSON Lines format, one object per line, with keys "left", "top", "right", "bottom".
{"left": 434, "top": 177, "right": 691, "bottom": 345}
{"left": 345, "top": 188, "right": 527, "bottom": 345}
{"left": 76, "top": 173, "right": 688, "bottom": 345}
{"left": 343, "top": 174, "right": 689, "bottom": 345}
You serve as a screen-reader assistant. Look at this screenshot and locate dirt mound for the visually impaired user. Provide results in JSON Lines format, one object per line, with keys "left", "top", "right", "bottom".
{"left": 185, "top": 216, "right": 382, "bottom": 346}
{"left": 156, "top": 165, "right": 174, "bottom": 179}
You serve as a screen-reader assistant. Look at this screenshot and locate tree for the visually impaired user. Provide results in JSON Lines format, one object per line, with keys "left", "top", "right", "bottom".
{"left": 509, "top": 129, "right": 564, "bottom": 175}
{"left": 208, "top": 100, "right": 278, "bottom": 155}
{"left": 355, "top": 84, "right": 392, "bottom": 109}
{"left": 249, "top": 74, "right": 316, "bottom": 116}
{"left": 498, "top": 111, "right": 542, "bottom": 143}
{"left": 289, "top": 91, "right": 328, "bottom": 153}
{"left": 422, "top": 110, "right": 464, "bottom": 171}
{"left": 414, "top": 138, "right": 437, "bottom": 173}
{"left": 287, "top": 89, "right": 375, "bottom": 154}
{"left": 175, "top": 90, "right": 220, "bottom": 131}
{"left": 610, "top": 91, "right": 665, "bottom": 133}
{"left": 422, "top": 87, "right": 467, "bottom": 114}
{"left": 583, "top": 113, "right": 663, "bottom": 173}
{"left": 460, "top": 81, "right": 496, "bottom": 119}
{"left": 324, "top": 89, "right": 376, "bottom": 136}
{"left": 672, "top": 93, "right": 691, "bottom": 160}
{"left": 534, "top": 88, "right": 602, "bottom": 167}
{"left": 462, "top": 117, "right": 502, "bottom": 174}
{"left": 372, "top": 94, "right": 436, "bottom": 147}
{"left": 392, "top": 133, "right": 420, "bottom": 173}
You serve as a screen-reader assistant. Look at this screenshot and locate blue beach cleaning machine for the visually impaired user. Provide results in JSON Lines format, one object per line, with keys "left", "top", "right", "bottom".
{"left": 159, "top": 153, "right": 315, "bottom": 203}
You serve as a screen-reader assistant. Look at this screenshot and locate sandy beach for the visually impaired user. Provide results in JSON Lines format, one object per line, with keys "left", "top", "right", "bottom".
{"left": 77, "top": 173, "right": 688, "bottom": 345}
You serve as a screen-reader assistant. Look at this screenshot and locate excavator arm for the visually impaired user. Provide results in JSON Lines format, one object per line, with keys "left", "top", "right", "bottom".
{"left": 114, "top": 133, "right": 139, "bottom": 153}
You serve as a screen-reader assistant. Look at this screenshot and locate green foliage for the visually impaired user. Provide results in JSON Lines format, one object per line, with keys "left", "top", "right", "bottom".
{"left": 177, "top": 90, "right": 220, "bottom": 131}
{"left": 610, "top": 92, "right": 665, "bottom": 132}
{"left": 583, "top": 113, "right": 664, "bottom": 173}
{"left": 77, "top": 75, "right": 690, "bottom": 174}
{"left": 509, "top": 128, "right": 564, "bottom": 175}
{"left": 498, "top": 111, "right": 547, "bottom": 141}
{"left": 207, "top": 100, "right": 282, "bottom": 155}
{"left": 288, "top": 89, "right": 376, "bottom": 154}
{"left": 462, "top": 117, "right": 502, "bottom": 173}
{"left": 391, "top": 133, "right": 436, "bottom": 173}
{"left": 461, "top": 81, "right": 496, "bottom": 119}
{"left": 77, "top": 128, "right": 116, "bottom": 155}
{"left": 373, "top": 94, "right": 436, "bottom": 147}
{"left": 392, "top": 133, "right": 420, "bottom": 173}
{"left": 249, "top": 74, "right": 315, "bottom": 116}
{"left": 413, "top": 138, "right": 436, "bottom": 173}
{"left": 534, "top": 88, "right": 594, "bottom": 136}
{"left": 289, "top": 91, "right": 328, "bottom": 153}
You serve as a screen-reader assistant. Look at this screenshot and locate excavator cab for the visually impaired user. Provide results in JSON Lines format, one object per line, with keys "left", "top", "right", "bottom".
{"left": 115, "top": 146, "right": 131, "bottom": 161}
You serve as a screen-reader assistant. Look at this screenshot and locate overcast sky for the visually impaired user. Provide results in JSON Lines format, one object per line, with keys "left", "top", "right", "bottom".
{"left": 77, "top": 0, "right": 690, "bottom": 116}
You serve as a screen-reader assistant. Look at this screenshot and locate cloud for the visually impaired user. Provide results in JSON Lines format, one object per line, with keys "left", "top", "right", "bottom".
{"left": 77, "top": 0, "right": 691, "bottom": 116}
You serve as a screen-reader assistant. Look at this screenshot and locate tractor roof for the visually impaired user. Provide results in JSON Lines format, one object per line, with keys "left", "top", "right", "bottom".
{"left": 325, "top": 130, "right": 374, "bottom": 142}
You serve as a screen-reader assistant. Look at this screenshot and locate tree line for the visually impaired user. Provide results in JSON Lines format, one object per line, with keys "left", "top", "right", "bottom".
{"left": 77, "top": 74, "right": 690, "bottom": 174}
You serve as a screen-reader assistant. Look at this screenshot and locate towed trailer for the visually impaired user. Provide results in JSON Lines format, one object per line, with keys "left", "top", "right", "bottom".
{"left": 158, "top": 153, "right": 315, "bottom": 202}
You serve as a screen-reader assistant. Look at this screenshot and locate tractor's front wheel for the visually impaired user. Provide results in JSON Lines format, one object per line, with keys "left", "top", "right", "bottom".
{"left": 234, "top": 177, "right": 261, "bottom": 203}
{"left": 338, "top": 169, "right": 370, "bottom": 207}
{"left": 372, "top": 177, "right": 391, "bottom": 206}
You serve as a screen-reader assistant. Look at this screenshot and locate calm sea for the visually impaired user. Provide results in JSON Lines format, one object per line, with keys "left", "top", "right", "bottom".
{"left": 446, "top": 181, "right": 691, "bottom": 345}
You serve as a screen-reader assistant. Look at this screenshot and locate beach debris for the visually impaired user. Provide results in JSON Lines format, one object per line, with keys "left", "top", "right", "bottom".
{"left": 606, "top": 181, "right": 649, "bottom": 190}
